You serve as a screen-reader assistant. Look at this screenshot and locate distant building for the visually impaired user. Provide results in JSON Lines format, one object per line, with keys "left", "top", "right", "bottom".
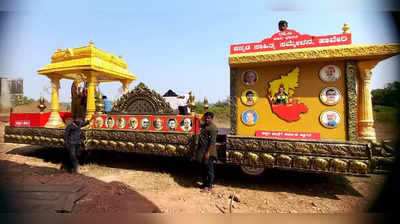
{"left": 0, "top": 77, "right": 24, "bottom": 112}
{"left": 162, "top": 89, "right": 179, "bottom": 110}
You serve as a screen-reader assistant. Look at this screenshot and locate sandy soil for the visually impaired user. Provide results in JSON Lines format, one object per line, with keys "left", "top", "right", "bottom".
{"left": 0, "top": 120, "right": 391, "bottom": 213}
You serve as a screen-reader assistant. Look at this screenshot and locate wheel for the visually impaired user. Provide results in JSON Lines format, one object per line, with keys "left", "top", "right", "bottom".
{"left": 240, "top": 165, "right": 265, "bottom": 176}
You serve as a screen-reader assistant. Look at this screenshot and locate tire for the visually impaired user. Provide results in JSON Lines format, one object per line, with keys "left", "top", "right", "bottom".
{"left": 240, "top": 165, "right": 265, "bottom": 176}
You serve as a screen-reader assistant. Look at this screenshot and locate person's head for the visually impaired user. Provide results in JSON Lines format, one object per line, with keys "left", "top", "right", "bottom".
{"left": 203, "top": 112, "right": 214, "bottom": 125}
{"left": 325, "top": 66, "right": 335, "bottom": 77}
{"left": 107, "top": 117, "right": 113, "bottom": 127}
{"left": 246, "top": 111, "right": 255, "bottom": 122}
{"left": 168, "top": 119, "right": 176, "bottom": 129}
{"left": 244, "top": 71, "right": 256, "bottom": 84}
{"left": 246, "top": 91, "right": 254, "bottom": 102}
{"left": 326, "top": 113, "right": 336, "bottom": 124}
{"left": 279, "top": 84, "right": 285, "bottom": 93}
{"left": 326, "top": 89, "right": 337, "bottom": 102}
{"left": 142, "top": 118, "right": 150, "bottom": 129}
{"left": 102, "top": 95, "right": 107, "bottom": 100}
{"left": 183, "top": 119, "right": 190, "bottom": 128}
{"left": 154, "top": 118, "right": 162, "bottom": 129}
{"left": 278, "top": 20, "right": 288, "bottom": 31}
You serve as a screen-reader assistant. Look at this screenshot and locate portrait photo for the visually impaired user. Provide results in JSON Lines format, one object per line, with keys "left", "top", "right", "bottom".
{"left": 320, "top": 110, "right": 341, "bottom": 128}
{"left": 319, "top": 65, "right": 341, "bottom": 83}
{"left": 180, "top": 118, "right": 193, "bottom": 131}
{"left": 116, "top": 117, "right": 126, "bottom": 129}
{"left": 105, "top": 116, "right": 115, "bottom": 129}
{"left": 128, "top": 117, "right": 138, "bottom": 130}
{"left": 320, "top": 87, "right": 341, "bottom": 106}
{"left": 153, "top": 118, "right": 163, "bottom": 130}
{"left": 167, "top": 118, "right": 177, "bottom": 131}
{"left": 241, "top": 110, "right": 258, "bottom": 126}
{"left": 241, "top": 89, "right": 258, "bottom": 106}
{"left": 94, "top": 116, "right": 104, "bottom": 128}
{"left": 141, "top": 117, "right": 150, "bottom": 129}
{"left": 242, "top": 70, "right": 258, "bottom": 86}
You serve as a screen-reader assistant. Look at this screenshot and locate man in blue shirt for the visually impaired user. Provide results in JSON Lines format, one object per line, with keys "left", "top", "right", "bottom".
{"left": 103, "top": 95, "right": 112, "bottom": 113}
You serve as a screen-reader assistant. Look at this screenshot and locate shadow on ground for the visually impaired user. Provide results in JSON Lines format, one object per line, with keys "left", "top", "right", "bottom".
{"left": 0, "top": 157, "right": 161, "bottom": 213}
{"left": 7, "top": 146, "right": 364, "bottom": 200}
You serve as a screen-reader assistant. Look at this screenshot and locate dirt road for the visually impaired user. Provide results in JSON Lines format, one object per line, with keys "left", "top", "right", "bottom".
{"left": 0, "top": 142, "right": 387, "bottom": 214}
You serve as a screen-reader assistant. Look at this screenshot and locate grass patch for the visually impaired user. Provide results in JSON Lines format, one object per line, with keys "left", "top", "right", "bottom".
{"left": 373, "top": 105, "right": 398, "bottom": 125}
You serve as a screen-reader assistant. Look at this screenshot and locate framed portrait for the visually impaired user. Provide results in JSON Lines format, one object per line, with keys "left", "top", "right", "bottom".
{"left": 128, "top": 117, "right": 138, "bottom": 130}
{"left": 167, "top": 118, "right": 178, "bottom": 131}
{"left": 319, "top": 65, "right": 341, "bottom": 83}
{"left": 153, "top": 118, "right": 163, "bottom": 130}
{"left": 320, "top": 110, "right": 341, "bottom": 128}
{"left": 241, "top": 89, "right": 258, "bottom": 106}
{"left": 320, "top": 87, "right": 341, "bottom": 106}
{"left": 116, "top": 117, "right": 126, "bottom": 129}
{"left": 141, "top": 117, "right": 150, "bottom": 130}
{"left": 180, "top": 118, "right": 193, "bottom": 132}
{"left": 105, "top": 116, "right": 115, "bottom": 129}
{"left": 94, "top": 116, "right": 104, "bottom": 128}
{"left": 242, "top": 70, "right": 258, "bottom": 86}
{"left": 241, "top": 110, "right": 258, "bottom": 126}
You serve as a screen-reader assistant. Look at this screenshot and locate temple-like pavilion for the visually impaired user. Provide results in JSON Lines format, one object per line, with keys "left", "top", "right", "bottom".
{"left": 37, "top": 41, "right": 136, "bottom": 127}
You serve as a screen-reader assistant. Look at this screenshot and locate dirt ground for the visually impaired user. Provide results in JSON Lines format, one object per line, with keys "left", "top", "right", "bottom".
{"left": 0, "top": 118, "right": 395, "bottom": 213}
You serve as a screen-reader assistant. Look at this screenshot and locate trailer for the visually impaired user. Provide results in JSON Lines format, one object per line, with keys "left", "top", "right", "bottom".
{"left": 4, "top": 23, "right": 399, "bottom": 176}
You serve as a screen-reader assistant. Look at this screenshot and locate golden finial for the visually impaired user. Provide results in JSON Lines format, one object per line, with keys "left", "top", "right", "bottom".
{"left": 57, "top": 48, "right": 62, "bottom": 52}
{"left": 119, "top": 55, "right": 123, "bottom": 59}
{"left": 188, "top": 91, "right": 196, "bottom": 114}
{"left": 203, "top": 97, "right": 209, "bottom": 111}
{"left": 38, "top": 96, "right": 46, "bottom": 113}
{"left": 342, "top": 23, "right": 350, "bottom": 34}
{"left": 90, "top": 40, "right": 94, "bottom": 46}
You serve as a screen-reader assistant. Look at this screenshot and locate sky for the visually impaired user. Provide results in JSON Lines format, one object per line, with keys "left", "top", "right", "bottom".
{"left": 0, "top": 0, "right": 399, "bottom": 103}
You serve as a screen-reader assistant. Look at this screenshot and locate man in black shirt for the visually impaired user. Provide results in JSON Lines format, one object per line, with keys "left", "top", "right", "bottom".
{"left": 64, "top": 116, "right": 93, "bottom": 173}
{"left": 194, "top": 112, "right": 218, "bottom": 192}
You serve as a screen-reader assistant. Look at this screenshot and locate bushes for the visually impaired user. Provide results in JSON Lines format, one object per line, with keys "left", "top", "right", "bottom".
{"left": 195, "top": 97, "right": 230, "bottom": 119}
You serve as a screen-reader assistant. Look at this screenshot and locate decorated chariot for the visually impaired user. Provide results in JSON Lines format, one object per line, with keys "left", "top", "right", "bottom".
{"left": 4, "top": 23, "right": 399, "bottom": 176}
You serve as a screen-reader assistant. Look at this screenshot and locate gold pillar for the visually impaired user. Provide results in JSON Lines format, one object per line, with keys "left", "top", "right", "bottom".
{"left": 357, "top": 60, "right": 379, "bottom": 142}
{"left": 85, "top": 72, "right": 97, "bottom": 120}
{"left": 121, "top": 80, "right": 132, "bottom": 94}
{"left": 45, "top": 76, "right": 65, "bottom": 128}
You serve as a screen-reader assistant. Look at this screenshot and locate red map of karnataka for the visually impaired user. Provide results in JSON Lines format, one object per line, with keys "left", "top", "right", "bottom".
{"left": 267, "top": 67, "right": 308, "bottom": 122}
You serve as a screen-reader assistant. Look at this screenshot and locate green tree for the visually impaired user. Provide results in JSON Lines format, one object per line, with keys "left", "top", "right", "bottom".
{"left": 372, "top": 81, "right": 400, "bottom": 107}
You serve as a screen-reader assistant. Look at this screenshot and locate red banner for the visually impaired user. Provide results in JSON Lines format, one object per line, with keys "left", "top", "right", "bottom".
{"left": 230, "top": 29, "right": 351, "bottom": 54}
{"left": 255, "top": 130, "right": 321, "bottom": 140}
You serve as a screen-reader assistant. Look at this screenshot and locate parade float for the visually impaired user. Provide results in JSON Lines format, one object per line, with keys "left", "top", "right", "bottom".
{"left": 4, "top": 23, "right": 400, "bottom": 176}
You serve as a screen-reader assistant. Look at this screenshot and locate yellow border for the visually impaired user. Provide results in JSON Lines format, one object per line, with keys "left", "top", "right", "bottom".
{"left": 319, "top": 87, "right": 341, "bottom": 106}
{"left": 319, "top": 110, "right": 341, "bottom": 129}
{"left": 319, "top": 64, "right": 341, "bottom": 83}
{"left": 241, "top": 110, "right": 258, "bottom": 126}
{"left": 241, "top": 89, "right": 258, "bottom": 106}
{"left": 153, "top": 117, "right": 164, "bottom": 131}
{"left": 241, "top": 70, "right": 258, "bottom": 86}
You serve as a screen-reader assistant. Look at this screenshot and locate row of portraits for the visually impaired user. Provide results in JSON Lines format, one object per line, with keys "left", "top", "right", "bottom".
{"left": 94, "top": 116, "right": 194, "bottom": 132}
{"left": 240, "top": 109, "right": 341, "bottom": 128}
{"left": 241, "top": 65, "right": 341, "bottom": 86}
{"left": 240, "top": 87, "right": 341, "bottom": 106}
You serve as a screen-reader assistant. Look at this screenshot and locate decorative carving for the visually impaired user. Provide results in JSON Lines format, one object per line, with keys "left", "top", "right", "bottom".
{"left": 293, "top": 156, "right": 310, "bottom": 169}
{"left": 330, "top": 159, "right": 348, "bottom": 172}
{"left": 112, "top": 82, "right": 175, "bottom": 114}
{"left": 312, "top": 158, "right": 329, "bottom": 171}
{"left": 226, "top": 136, "right": 369, "bottom": 159}
{"left": 345, "top": 61, "right": 358, "bottom": 141}
{"left": 229, "top": 44, "right": 400, "bottom": 66}
{"left": 349, "top": 161, "right": 368, "bottom": 174}
{"left": 261, "top": 153, "right": 275, "bottom": 166}
{"left": 277, "top": 155, "right": 292, "bottom": 167}
{"left": 230, "top": 68, "right": 238, "bottom": 135}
